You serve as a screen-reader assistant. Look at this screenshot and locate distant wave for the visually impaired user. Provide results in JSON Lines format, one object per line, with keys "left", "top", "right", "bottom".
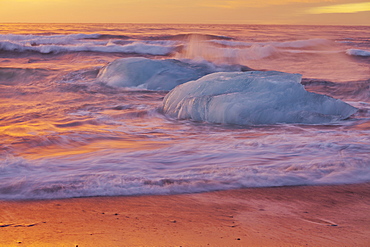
{"left": 181, "top": 38, "right": 334, "bottom": 63}
{"left": 0, "top": 40, "right": 176, "bottom": 55}
{"left": 271, "top": 38, "right": 331, "bottom": 48}
{"left": 0, "top": 33, "right": 337, "bottom": 61}
{"left": 0, "top": 33, "right": 131, "bottom": 41}
{"left": 146, "top": 33, "right": 234, "bottom": 41}
{"left": 212, "top": 38, "right": 331, "bottom": 49}
{"left": 176, "top": 43, "right": 278, "bottom": 63}
{"left": 83, "top": 34, "right": 131, "bottom": 40}
{"left": 0, "top": 33, "right": 181, "bottom": 55}
{"left": 346, "top": 49, "right": 370, "bottom": 57}
{"left": 0, "top": 33, "right": 104, "bottom": 44}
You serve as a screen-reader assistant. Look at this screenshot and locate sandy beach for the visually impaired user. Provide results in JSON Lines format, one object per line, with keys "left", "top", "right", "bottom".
{"left": 0, "top": 183, "right": 369, "bottom": 246}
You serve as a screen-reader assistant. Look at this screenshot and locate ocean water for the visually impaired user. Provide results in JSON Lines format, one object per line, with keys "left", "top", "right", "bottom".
{"left": 0, "top": 23, "right": 369, "bottom": 200}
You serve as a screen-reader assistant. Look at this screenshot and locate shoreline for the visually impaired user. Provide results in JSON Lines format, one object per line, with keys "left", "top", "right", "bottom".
{"left": 1, "top": 183, "right": 369, "bottom": 246}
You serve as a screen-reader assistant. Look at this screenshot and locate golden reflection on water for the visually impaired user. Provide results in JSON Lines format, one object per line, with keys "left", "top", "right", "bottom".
{"left": 0, "top": 76, "right": 169, "bottom": 160}
{"left": 0, "top": 102, "right": 168, "bottom": 160}
{"left": 0, "top": 111, "right": 169, "bottom": 160}
{"left": 22, "top": 139, "right": 168, "bottom": 160}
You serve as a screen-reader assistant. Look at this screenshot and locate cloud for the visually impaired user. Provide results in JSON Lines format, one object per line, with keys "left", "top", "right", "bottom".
{"left": 199, "top": 0, "right": 335, "bottom": 9}
{"left": 4, "top": 0, "right": 65, "bottom": 2}
{"left": 307, "top": 2, "right": 370, "bottom": 14}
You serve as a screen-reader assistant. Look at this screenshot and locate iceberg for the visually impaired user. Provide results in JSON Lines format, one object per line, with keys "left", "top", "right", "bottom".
{"left": 162, "top": 71, "right": 357, "bottom": 125}
{"left": 97, "top": 57, "right": 249, "bottom": 90}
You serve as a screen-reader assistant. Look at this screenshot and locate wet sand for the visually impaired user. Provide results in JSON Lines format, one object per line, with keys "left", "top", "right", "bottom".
{"left": 1, "top": 183, "right": 369, "bottom": 246}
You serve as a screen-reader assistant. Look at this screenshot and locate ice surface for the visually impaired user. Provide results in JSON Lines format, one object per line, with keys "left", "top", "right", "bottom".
{"left": 97, "top": 57, "right": 249, "bottom": 90}
{"left": 163, "top": 71, "right": 358, "bottom": 125}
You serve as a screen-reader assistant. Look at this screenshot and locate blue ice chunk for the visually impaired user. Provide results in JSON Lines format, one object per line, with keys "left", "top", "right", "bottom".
{"left": 162, "top": 71, "right": 357, "bottom": 125}
{"left": 97, "top": 57, "right": 248, "bottom": 90}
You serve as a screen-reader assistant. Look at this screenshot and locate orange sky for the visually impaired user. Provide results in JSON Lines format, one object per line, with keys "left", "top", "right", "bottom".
{"left": 0, "top": 0, "right": 369, "bottom": 25}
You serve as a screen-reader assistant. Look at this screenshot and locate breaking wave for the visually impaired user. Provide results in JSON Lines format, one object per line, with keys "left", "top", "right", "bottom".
{"left": 0, "top": 33, "right": 337, "bottom": 59}
{"left": 1, "top": 153, "right": 369, "bottom": 200}
{"left": 0, "top": 40, "right": 176, "bottom": 55}
{"left": 146, "top": 33, "right": 233, "bottom": 41}
{"left": 212, "top": 38, "right": 331, "bottom": 49}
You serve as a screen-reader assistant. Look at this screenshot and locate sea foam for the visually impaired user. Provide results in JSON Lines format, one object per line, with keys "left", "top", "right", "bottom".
{"left": 0, "top": 40, "right": 175, "bottom": 55}
{"left": 163, "top": 71, "right": 357, "bottom": 125}
{"left": 211, "top": 38, "right": 330, "bottom": 49}
{"left": 0, "top": 33, "right": 176, "bottom": 55}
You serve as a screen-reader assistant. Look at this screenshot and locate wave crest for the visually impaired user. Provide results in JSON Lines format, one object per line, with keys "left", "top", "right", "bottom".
{"left": 346, "top": 49, "right": 370, "bottom": 57}
{"left": 0, "top": 40, "right": 176, "bottom": 55}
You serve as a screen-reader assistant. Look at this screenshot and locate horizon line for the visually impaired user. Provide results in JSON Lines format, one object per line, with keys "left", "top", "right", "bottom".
{"left": 1, "top": 22, "right": 369, "bottom": 27}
